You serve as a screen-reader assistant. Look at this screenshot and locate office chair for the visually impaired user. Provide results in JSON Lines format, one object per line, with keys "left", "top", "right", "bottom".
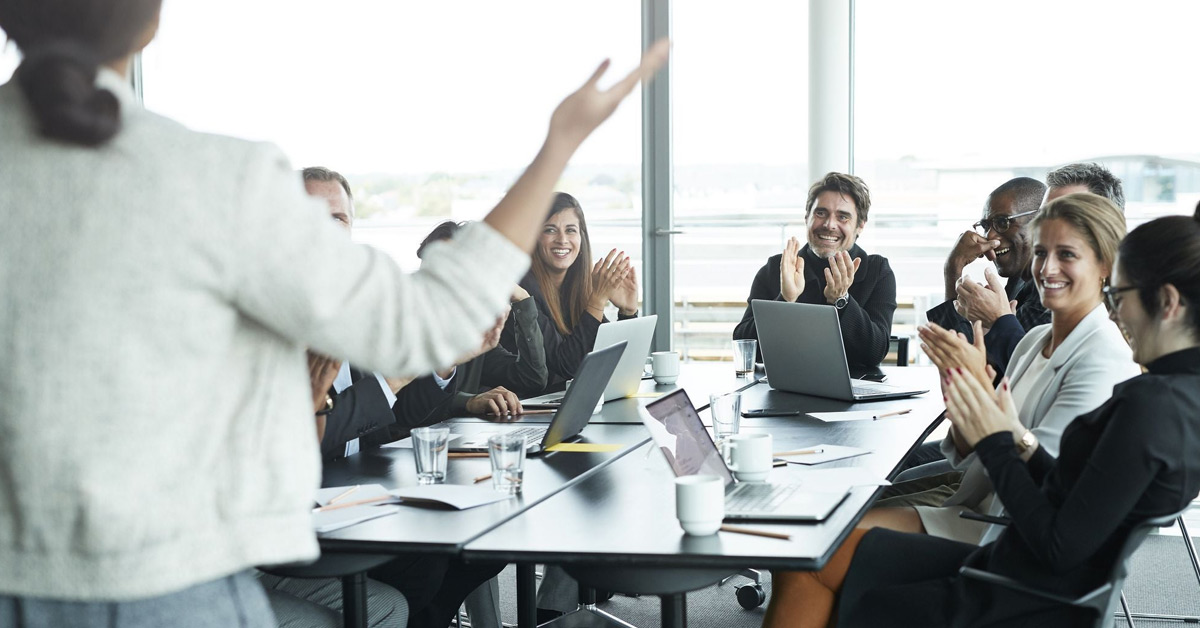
{"left": 889, "top": 335, "right": 910, "bottom": 366}
{"left": 1120, "top": 513, "right": 1200, "bottom": 624}
{"left": 958, "top": 507, "right": 1188, "bottom": 628}
{"left": 260, "top": 553, "right": 396, "bottom": 628}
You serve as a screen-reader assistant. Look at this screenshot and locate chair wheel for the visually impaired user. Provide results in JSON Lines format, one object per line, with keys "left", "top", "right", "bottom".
{"left": 736, "top": 583, "right": 766, "bottom": 609}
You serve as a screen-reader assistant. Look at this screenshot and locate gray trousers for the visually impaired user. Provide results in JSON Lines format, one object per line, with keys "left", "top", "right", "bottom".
{"left": 0, "top": 571, "right": 275, "bottom": 628}
{"left": 535, "top": 565, "right": 579, "bottom": 613}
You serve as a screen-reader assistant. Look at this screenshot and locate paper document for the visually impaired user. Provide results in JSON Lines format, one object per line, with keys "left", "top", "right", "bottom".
{"left": 313, "top": 504, "right": 401, "bottom": 534}
{"left": 382, "top": 434, "right": 463, "bottom": 449}
{"left": 779, "top": 444, "right": 871, "bottom": 465}
{"left": 390, "top": 485, "right": 512, "bottom": 510}
{"left": 796, "top": 467, "right": 890, "bottom": 493}
{"left": 544, "top": 442, "right": 623, "bottom": 453}
{"left": 315, "top": 484, "right": 392, "bottom": 507}
{"left": 807, "top": 410, "right": 897, "bottom": 422}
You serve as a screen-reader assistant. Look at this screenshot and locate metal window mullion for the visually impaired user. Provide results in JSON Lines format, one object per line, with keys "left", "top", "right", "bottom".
{"left": 642, "top": 0, "right": 672, "bottom": 352}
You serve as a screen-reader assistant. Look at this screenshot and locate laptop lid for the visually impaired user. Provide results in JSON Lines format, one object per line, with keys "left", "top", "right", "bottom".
{"left": 594, "top": 315, "right": 657, "bottom": 402}
{"left": 642, "top": 389, "right": 734, "bottom": 486}
{"left": 751, "top": 300, "right": 858, "bottom": 400}
{"left": 537, "top": 341, "right": 627, "bottom": 450}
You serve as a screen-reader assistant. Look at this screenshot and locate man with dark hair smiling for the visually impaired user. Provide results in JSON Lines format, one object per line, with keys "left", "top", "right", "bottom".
{"left": 926, "top": 177, "right": 1049, "bottom": 374}
{"left": 734, "top": 172, "right": 897, "bottom": 368}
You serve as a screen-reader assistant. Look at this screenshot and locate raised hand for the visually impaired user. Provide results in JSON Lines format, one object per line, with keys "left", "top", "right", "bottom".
{"left": 944, "top": 230, "right": 1001, "bottom": 300}
{"left": 823, "top": 250, "right": 862, "bottom": 305}
{"left": 953, "top": 267, "right": 1012, "bottom": 327}
{"left": 547, "top": 39, "right": 671, "bottom": 153}
{"left": 588, "top": 249, "right": 629, "bottom": 319}
{"left": 919, "top": 320, "right": 990, "bottom": 388}
{"left": 611, "top": 264, "right": 639, "bottom": 316}
{"left": 780, "top": 237, "right": 806, "bottom": 302}
{"left": 466, "top": 386, "right": 524, "bottom": 418}
{"left": 943, "top": 368, "right": 1024, "bottom": 449}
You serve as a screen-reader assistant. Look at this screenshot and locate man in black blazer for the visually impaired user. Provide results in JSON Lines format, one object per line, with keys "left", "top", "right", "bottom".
{"left": 733, "top": 172, "right": 897, "bottom": 368}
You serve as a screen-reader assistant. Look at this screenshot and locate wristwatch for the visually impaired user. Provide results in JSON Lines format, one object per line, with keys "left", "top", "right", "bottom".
{"left": 834, "top": 293, "right": 850, "bottom": 310}
{"left": 1015, "top": 429, "right": 1038, "bottom": 454}
{"left": 316, "top": 394, "right": 334, "bottom": 416}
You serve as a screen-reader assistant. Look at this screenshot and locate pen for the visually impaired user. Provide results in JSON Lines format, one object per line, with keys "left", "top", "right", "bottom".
{"left": 473, "top": 473, "right": 493, "bottom": 484}
{"left": 720, "top": 525, "right": 792, "bottom": 541}
{"left": 327, "top": 485, "right": 359, "bottom": 505}
{"left": 313, "top": 494, "right": 392, "bottom": 513}
{"left": 486, "top": 409, "right": 556, "bottom": 416}
{"left": 448, "top": 452, "right": 490, "bottom": 459}
{"left": 873, "top": 409, "right": 912, "bottom": 420}
{"left": 773, "top": 448, "right": 825, "bottom": 456}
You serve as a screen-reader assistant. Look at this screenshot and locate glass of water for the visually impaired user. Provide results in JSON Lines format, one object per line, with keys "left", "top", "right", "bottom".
{"left": 488, "top": 433, "right": 526, "bottom": 494}
{"left": 709, "top": 391, "right": 742, "bottom": 442}
{"left": 732, "top": 339, "right": 757, "bottom": 377}
{"left": 411, "top": 426, "right": 449, "bottom": 485}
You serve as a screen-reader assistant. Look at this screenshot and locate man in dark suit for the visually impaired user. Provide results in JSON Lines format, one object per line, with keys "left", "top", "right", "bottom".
{"left": 733, "top": 172, "right": 897, "bottom": 368}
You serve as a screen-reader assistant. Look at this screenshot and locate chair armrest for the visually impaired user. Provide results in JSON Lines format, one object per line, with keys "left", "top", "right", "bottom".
{"left": 958, "top": 511, "right": 1011, "bottom": 526}
{"left": 958, "top": 567, "right": 1113, "bottom": 608}
{"left": 889, "top": 336, "right": 910, "bottom": 366}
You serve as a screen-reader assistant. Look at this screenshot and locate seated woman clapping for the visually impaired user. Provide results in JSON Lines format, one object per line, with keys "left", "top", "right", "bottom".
{"left": 502, "top": 192, "right": 638, "bottom": 391}
{"left": 762, "top": 204, "right": 1200, "bottom": 628}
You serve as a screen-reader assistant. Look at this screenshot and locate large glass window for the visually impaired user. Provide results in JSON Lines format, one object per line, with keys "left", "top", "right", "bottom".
{"left": 855, "top": 0, "right": 1200, "bottom": 350}
{"left": 142, "top": 0, "right": 641, "bottom": 285}
{"left": 671, "top": 0, "right": 809, "bottom": 360}
{"left": 0, "top": 34, "right": 20, "bottom": 82}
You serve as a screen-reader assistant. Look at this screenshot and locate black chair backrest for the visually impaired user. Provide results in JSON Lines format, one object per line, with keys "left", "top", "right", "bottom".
{"left": 1094, "top": 506, "right": 1191, "bottom": 627}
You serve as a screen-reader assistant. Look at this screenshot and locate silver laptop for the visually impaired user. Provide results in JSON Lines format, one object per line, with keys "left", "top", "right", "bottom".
{"left": 523, "top": 315, "right": 657, "bottom": 407}
{"left": 751, "top": 300, "right": 927, "bottom": 401}
{"left": 643, "top": 389, "right": 847, "bottom": 521}
{"left": 451, "top": 342, "right": 627, "bottom": 455}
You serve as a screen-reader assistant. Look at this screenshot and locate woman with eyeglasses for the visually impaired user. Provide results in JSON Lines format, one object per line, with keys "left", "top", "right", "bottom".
{"left": 762, "top": 193, "right": 1146, "bottom": 627}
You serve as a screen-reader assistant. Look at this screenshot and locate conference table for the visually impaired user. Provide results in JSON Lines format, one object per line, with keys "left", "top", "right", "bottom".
{"left": 318, "top": 362, "right": 944, "bottom": 628}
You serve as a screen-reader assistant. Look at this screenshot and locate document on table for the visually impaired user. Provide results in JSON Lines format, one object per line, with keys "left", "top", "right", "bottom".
{"left": 382, "top": 434, "right": 463, "bottom": 449}
{"left": 779, "top": 444, "right": 871, "bottom": 465}
{"left": 807, "top": 410, "right": 891, "bottom": 422}
{"left": 313, "top": 504, "right": 401, "bottom": 534}
{"left": 315, "top": 484, "right": 392, "bottom": 507}
{"left": 390, "top": 485, "right": 512, "bottom": 510}
{"left": 796, "top": 467, "right": 890, "bottom": 492}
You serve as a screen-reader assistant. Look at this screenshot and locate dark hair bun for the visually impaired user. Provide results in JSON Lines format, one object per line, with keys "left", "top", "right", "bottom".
{"left": 17, "top": 42, "right": 120, "bottom": 146}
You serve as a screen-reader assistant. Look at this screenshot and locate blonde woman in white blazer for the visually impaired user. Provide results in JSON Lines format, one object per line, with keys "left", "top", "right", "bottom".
{"left": 0, "top": 2, "right": 668, "bottom": 625}
{"left": 849, "top": 193, "right": 1139, "bottom": 543}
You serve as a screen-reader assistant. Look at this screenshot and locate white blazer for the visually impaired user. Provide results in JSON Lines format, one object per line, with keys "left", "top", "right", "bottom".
{"left": 919, "top": 303, "right": 1140, "bottom": 543}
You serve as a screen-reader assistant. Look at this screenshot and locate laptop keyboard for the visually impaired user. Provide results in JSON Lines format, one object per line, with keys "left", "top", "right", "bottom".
{"left": 506, "top": 426, "right": 547, "bottom": 444}
{"left": 851, "top": 382, "right": 899, "bottom": 396}
{"left": 726, "top": 482, "right": 801, "bottom": 513}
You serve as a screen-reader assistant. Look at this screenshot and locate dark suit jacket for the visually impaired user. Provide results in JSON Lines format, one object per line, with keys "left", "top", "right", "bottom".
{"left": 925, "top": 276, "right": 1050, "bottom": 375}
{"left": 732, "top": 243, "right": 897, "bottom": 368}
{"left": 321, "top": 367, "right": 454, "bottom": 459}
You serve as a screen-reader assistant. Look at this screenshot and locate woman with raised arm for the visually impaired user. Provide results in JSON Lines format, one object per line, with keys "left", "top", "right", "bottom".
{"left": 503, "top": 191, "right": 640, "bottom": 391}
{"left": 761, "top": 207, "right": 1200, "bottom": 627}
{"left": 0, "top": 0, "right": 668, "bottom": 623}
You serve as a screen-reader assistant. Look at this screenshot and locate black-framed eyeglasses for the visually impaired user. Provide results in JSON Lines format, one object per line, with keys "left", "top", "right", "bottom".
{"left": 1103, "top": 284, "right": 1139, "bottom": 311}
{"left": 973, "top": 208, "right": 1040, "bottom": 235}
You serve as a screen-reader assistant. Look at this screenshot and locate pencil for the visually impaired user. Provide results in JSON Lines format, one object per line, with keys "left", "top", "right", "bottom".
{"left": 720, "top": 525, "right": 792, "bottom": 541}
{"left": 486, "top": 409, "right": 556, "bottom": 416}
{"left": 448, "top": 452, "right": 490, "bottom": 459}
{"left": 327, "top": 485, "right": 359, "bottom": 505}
{"left": 773, "top": 448, "right": 825, "bottom": 456}
{"left": 873, "top": 409, "right": 912, "bottom": 420}
{"left": 313, "top": 494, "right": 392, "bottom": 513}
{"left": 473, "top": 473, "right": 493, "bottom": 484}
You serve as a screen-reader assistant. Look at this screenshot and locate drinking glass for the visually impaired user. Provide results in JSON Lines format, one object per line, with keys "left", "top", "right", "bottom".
{"left": 488, "top": 433, "right": 526, "bottom": 494}
{"left": 411, "top": 426, "right": 449, "bottom": 485}
{"left": 732, "top": 339, "right": 757, "bottom": 377}
{"left": 709, "top": 391, "right": 742, "bottom": 441}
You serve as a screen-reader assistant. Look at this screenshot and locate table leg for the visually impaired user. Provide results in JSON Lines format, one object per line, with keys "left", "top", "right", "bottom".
{"left": 517, "top": 563, "right": 537, "bottom": 628}
{"left": 340, "top": 572, "right": 368, "bottom": 628}
{"left": 660, "top": 592, "right": 686, "bottom": 628}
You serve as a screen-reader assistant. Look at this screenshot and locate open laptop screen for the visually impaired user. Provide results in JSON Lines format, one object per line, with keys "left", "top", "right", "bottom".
{"left": 643, "top": 390, "right": 734, "bottom": 486}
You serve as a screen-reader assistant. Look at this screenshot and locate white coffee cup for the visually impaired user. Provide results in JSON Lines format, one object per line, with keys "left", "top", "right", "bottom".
{"left": 651, "top": 351, "right": 680, "bottom": 385}
{"left": 674, "top": 475, "right": 724, "bottom": 536}
{"left": 722, "top": 433, "right": 773, "bottom": 483}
